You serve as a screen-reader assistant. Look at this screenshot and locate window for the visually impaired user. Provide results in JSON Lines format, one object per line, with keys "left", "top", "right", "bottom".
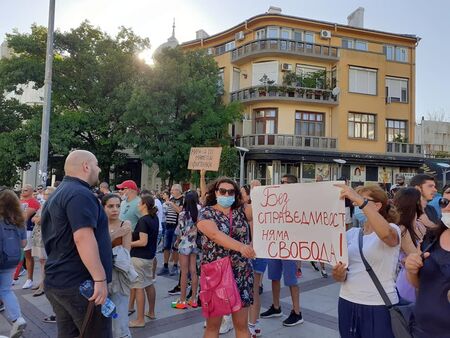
{"left": 267, "top": 26, "right": 279, "bottom": 39}
{"left": 396, "top": 47, "right": 408, "bottom": 62}
{"left": 296, "top": 64, "right": 326, "bottom": 88}
{"left": 255, "top": 109, "right": 277, "bottom": 134}
{"left": 217, "top": 68, "right": 224, "bottom": 94}
{"left": 348, "top": 112, "right": 376, "bottom": 140}
{"left": 386, "top": 77, "right": 408, "bottom": 103}
{"left": 225, "top": 41, "right": 235, "bottom": 52}
{"left": 255, "top": 29, "right": 266, "bottom": 40}
{"left": 342, "top": 38, "right": 368, "bottom": 51}
{"left": 355, "top": 40, "right": 368, "bottom": 51}
{"left": 384, "top": 45, "right": 408, "bottom": 62}
{"left": 386, "top": 119, "right": 407, "bottom": 142}
{"left": 293, "top": 31, "right": 302, "bottom": 42}
{"left": 252, "top": 61, "right": 279, "bottom": 86}
{"left": 280, "top": 28, "right": 291, "bottom": 39}
{"left": 304, "top": 32, "right": 314, "bottom": 43}
{"left": 349, "top": 66, "right": 377, "bottom": 95}
{"left": 295, "top": 112, "right": 324, "bottom": 136}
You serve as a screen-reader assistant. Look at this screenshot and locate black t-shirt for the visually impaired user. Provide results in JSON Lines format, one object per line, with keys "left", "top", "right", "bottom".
{"left": 41, "top": 176, "right": 112, "bottom": 289}
{"left": 414, "top": 239, "right": 450, "bottom": 337}
{"left": 130, "top": 214, "right": 159, "bottom": 260}
{"left": 425, "top": 205, "right": 440, "bottom": 225}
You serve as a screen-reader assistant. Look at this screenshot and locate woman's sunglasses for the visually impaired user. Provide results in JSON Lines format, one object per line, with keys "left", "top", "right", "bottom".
{"left": 217, "top": 188, "right": 235, "bottom": 196}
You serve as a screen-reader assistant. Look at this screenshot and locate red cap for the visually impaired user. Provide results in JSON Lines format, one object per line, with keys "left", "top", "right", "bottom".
{"left": 116, "top": 180, "right": 138, "bottom": 191}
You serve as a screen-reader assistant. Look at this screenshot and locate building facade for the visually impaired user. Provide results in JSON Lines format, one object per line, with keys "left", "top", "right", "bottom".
{"left": 181, "top": 7, "right": 424, "bottom": 187}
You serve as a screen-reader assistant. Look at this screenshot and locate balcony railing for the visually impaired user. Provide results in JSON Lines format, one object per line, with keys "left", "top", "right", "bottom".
{"left": 386, "top": 142, "right": 423, "bottom": 156}
{"left": 237, "top": 134, "right": 337, "bottom": 150}
{"left": 231, "top": 39, "right": 339, "bottom": 63}
{"left": 230, "top": 86, "right": 338, "bottom": 105}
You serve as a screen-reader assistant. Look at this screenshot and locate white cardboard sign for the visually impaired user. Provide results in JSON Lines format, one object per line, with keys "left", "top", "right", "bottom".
{"left": 251, "top": 181, "right": 348, "bottom": 266}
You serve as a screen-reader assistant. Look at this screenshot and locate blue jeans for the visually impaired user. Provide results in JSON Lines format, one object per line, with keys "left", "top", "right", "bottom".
{"left": 110, "top": 292, "right": 131, "bottom": 338}
{"left": 0, "top": 268, "right": 22, "bottom": 321}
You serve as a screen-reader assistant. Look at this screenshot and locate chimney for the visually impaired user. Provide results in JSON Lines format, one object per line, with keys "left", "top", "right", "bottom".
{"left": 196, "top": 29, "right": 209, "bottom": 40}
{"left": 267, "top": 6, "right": 282, "bottom": 14}
{"left": 347, "top": 7, "right": 364, "bottom": 28}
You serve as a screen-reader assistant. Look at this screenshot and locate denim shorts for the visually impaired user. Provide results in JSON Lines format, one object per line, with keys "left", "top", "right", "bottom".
{"left": 164, "top": 226, "right": 177, "bottom": 251}
{"left": 267, "top": 259, "right": 298, "bottom": 286}
{"left": 252, "top": 258, "right": 268, "bottom": 274}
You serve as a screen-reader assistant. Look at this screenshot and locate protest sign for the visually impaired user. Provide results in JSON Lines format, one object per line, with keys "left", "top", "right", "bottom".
{"left": 187, "top": 147, "right": 222, "bottom": 171}
{"left": 251, "top": 181, "right": 348, "bottom": 266}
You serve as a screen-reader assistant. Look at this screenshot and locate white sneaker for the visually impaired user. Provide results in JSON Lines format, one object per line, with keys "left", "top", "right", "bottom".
{"left": 22, "top": 279, "right": 33, "bottom": 289}
{"left": 219, "top": 315, "right": 233, "bottom": 334}
{"left": 10, "top": 316, "right": 26, "bottom": 338}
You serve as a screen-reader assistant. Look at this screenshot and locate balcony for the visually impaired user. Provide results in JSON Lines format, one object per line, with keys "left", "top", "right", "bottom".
{"left": 230, "top": 86, "right": 338, "bottom": 105}
{"left": 231, "top": 39, "right": 339, "bottom": 64}
{"left": 386, "top": 142, "right": 423, "bottom": 157}
{"left": 237, "top": 134, "right": 337, "bottom": 150}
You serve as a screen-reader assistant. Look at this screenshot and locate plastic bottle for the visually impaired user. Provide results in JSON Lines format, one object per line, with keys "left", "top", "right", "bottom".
{"left": 79, "top": 280, "right": 118, "bottom": 319}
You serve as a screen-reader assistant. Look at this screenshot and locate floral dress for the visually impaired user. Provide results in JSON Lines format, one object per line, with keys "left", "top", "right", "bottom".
{"left": 176, "top": 210, "right": 199, "bottom": 255}
{"left": 198, "top": 205, "right": 254, "bottom": 307}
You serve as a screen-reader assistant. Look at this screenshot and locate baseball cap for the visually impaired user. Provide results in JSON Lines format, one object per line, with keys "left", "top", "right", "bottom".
{"left": 116, "top": 180, "right": 138, "bottom": 191}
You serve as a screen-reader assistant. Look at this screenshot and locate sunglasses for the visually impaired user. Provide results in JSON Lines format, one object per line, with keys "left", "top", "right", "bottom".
{"left": 439, "top": 198, "right": 449, "bottom": 208}
{"left": 217, "top": 188, "right": 235, "bottom": 196}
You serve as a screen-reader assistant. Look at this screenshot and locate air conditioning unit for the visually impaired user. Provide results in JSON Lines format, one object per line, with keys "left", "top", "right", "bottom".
{"left": 320, "top": 30, "right": 332, "bottom": 39}
{"left": 281, "top": 63, "right": 292, "bottom": 71}
{"left": 235, "top": 31, "right": 245, "bottom": 41}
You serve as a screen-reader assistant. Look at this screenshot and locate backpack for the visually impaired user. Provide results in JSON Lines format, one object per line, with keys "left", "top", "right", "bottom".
{"left": 0, "top": 220, "right": 22, "bottom": 269}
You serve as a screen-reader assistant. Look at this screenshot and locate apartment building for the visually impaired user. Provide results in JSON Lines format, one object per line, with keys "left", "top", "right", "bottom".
{"left": 181, "top": 7, "right": 423, "bottom": 187}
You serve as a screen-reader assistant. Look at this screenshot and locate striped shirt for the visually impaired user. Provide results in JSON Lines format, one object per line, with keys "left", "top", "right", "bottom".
{"left": 165, "top": 196, "right": 183, "bottom": 227}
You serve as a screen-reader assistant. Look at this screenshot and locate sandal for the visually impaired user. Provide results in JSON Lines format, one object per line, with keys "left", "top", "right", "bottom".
{"left": 145, "top": 313, "right": 157, "bottom": 319}
{"left": 128, "top": 309, "right": 136, "bottom": 316}
{"left": 43, "top": 315, "right": 56, "bottom": 323}
{"left": 33, "top": 289, "right": 45, "bottom": 297}
{"left": 129, "top": 321, "right": 145, "bottom": 328}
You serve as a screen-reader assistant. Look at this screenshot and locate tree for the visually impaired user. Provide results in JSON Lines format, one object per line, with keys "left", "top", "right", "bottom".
{"left": 0, "top": 22, "right": 150, "bottom": 181}
{"left": 123, "top": 47, "right": 242, "bottom": 184}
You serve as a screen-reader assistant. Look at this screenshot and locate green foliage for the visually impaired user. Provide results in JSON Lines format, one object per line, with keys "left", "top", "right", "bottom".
{"left": 123, "top": 47, "right": 243, "bottom": 183}
{"left": 433, "top": 150, "right": 450, "bottom": 159}
{"left": 0, "top": 22, "right": 150, "bottom": 183}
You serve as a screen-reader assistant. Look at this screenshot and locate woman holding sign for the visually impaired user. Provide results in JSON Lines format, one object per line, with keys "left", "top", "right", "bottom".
{"left": 332, "top": 184, "right": 400, "bottom": 338}
{"left": 197, "top": 177, "right": 255, "bottom": 338}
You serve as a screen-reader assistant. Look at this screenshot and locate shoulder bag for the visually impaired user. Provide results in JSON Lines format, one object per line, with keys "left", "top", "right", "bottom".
{"left": 358, "top": 228, "right": 413, "bottom": 338}
{"left": 199, "top": 209, "right": 242, "bottom": 318}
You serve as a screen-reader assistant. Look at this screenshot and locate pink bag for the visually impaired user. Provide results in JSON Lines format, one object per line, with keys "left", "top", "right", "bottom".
{"left": 199, "top": 210, "right": 242, "bottom": 318}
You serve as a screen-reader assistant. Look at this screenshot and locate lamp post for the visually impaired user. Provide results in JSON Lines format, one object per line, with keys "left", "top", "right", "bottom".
{"left": 38, "top": 0, "right": 55, "bottom": 186}
{"left": 236, "top": 146, "right": 249, "bottom": 187}
{"left": 437, "top": 162, "right": 450, "bottom": 187}
{"left": 333, "top": 159, "right": 347, "bottom": 179}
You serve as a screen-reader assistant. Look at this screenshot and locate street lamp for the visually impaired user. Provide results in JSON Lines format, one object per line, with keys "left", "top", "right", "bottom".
{"left": 236, "top": 146, "right": 249, "bottom": 187}
{"left": 437, "top": 162, "right": 450, "bottom": 187}
{"left": 333, "top": 159, "right": 347, "bottom": 179}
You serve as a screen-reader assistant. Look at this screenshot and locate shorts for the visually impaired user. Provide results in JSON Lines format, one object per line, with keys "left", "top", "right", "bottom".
{"left": 23, "top": 230, "right": 33, "bottom": 251}
{"left": 131, "top": 257, "right": 154, "bottom": 289}
{"left": 178, "top": 246, "right": 199, "bottom": 256}
{"left": 267, "top": 259, "right": 298, "bottom": 286}
{"left": 164, "top": 226, "right": 177, "bottom": 251}
{"left": 252, "top": 258, "right": 268, "bottom": 274}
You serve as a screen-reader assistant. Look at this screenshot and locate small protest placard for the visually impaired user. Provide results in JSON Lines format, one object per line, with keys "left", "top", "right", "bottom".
{"left": 251, "top": 181, "right": 348, "bottom": 266}
{"left": 187, "top": 147, "right": 222, "bottom": 171}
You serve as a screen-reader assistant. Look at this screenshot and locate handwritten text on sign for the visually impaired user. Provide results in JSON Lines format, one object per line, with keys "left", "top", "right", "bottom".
{"left": 252, "top": 181, "right": 348, "bottom": 266}
{"left": 187, "top": 147, "right": 222, "bottom": 171}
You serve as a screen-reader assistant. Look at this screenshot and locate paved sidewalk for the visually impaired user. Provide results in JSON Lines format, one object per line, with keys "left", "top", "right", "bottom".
{"left": 1, "top": 257, "right": 340, "bottom": 337}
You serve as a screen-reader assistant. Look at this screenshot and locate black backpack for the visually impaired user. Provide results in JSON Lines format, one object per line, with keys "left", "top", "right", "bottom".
{"left": 0, "top": 220, "right": 22, "bottom": 269}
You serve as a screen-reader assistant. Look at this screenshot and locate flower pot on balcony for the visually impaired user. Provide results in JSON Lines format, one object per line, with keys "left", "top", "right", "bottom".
{"left": 306, "top": 89, "right": 314, "bottom": 99}
{"left": 287, "top": 87, "right": 295, "bottom": 97}
{"left": 268, "top": 85, "right": 278, "bottom": 97}
{"left": 278, "top": 86, "right": 288, "bottom": 97}
{"left": 258, "top": 87, "right": 267, "bottom": 97}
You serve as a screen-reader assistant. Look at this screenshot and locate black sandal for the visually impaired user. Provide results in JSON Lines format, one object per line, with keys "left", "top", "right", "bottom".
{"left": 43, "top": 315, "right": 56, "bottom": 323}
{"left": 128, "top": 309, "right": 136, "bottom": 316}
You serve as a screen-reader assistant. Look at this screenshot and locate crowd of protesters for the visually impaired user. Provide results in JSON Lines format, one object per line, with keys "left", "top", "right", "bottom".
{"left": 0, "top": 149, "right": 449, "bottom": 338}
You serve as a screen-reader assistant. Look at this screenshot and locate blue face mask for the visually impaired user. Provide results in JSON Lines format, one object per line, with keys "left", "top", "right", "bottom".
{"left": 217, "top": 196, "right": 235, "bottom": 208}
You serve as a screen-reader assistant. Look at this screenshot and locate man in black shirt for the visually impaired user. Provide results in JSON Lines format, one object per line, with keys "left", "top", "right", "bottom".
{"left": 42, "top": 150, "right": 112, "bottom": 338}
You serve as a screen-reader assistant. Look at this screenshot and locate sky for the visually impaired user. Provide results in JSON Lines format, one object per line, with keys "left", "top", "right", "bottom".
{"left": 1, "top": 0, "right": 449, "bottom": 121}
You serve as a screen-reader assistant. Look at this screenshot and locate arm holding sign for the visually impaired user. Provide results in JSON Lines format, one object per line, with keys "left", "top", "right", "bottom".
{"left": 332, "top": 262, "right": 347, "bottom": 282}
{"left": 199, "top": 169, "right": 207, "bottom": 205}
{"left": 197, "top": 219, "right": 256, "bottom": 259}
{"left": 334, "top": 184, "right": 399, "bottom": 247}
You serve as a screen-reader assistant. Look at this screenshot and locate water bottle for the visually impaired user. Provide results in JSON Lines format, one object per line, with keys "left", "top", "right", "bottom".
{"left": 79, "top": 280, "right": 118, "bottom": 319}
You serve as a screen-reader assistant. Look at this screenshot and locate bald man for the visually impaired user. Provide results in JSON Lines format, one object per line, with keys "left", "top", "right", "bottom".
{"left": 41, "top": 150, "right": 112, "bottom": 338}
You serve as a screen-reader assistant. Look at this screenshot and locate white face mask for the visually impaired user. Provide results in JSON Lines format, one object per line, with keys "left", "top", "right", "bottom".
{"left": 441, "top": 213, "right": 450, "bottom": 228}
